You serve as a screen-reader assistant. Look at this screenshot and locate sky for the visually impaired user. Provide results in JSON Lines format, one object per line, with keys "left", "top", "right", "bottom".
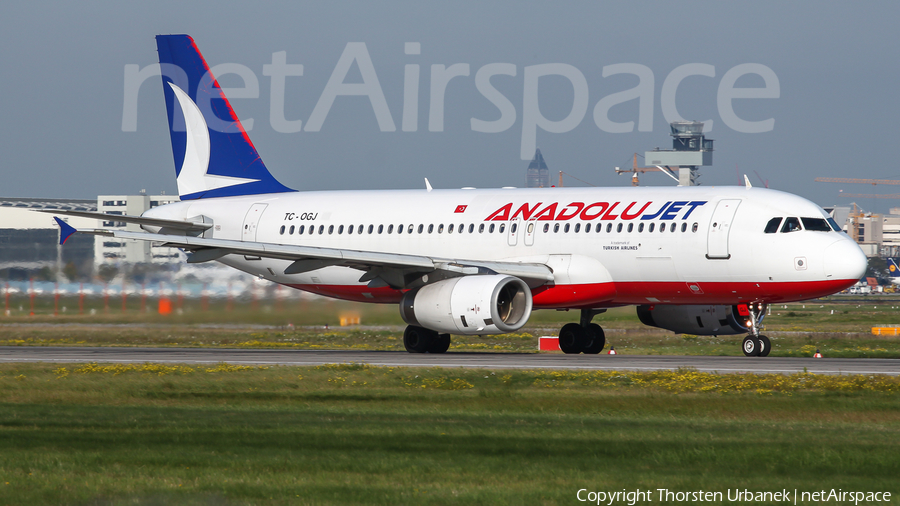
{"left": 1, "top": 1, "right": 899, "bottom": 213}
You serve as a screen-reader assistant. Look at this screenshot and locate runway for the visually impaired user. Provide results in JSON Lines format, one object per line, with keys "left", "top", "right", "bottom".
{"left": 1, "top": 346, "right": 898, "bottom": 375}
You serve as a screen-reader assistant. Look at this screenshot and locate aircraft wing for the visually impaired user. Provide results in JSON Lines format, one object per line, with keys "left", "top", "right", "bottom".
{"left": 62, "top": 223, "right": 554, "bottom": 288}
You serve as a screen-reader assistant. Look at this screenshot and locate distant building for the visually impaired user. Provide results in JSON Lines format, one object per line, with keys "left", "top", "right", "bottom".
{"left": 525, "top": 149, "right": 550, "bottom": 188}
{"left": 826, "top": 205, "right": 900, "bottom": 257}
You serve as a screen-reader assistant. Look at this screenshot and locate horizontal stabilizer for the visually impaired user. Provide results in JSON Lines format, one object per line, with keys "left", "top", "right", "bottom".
{"left": 38, "top": 209, "right": 212, "bottom": 234}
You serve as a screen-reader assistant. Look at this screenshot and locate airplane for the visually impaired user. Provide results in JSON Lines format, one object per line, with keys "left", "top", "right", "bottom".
{"left": 46, "top": 34, "right": 867, "bottom": 358}
{"left": 888, "top": 258, "right": 900, "bottom": 285}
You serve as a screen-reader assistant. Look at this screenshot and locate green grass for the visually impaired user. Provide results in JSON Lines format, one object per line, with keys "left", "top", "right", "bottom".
{"left": 1, "top": 363, "right": 899, "bottom": 505}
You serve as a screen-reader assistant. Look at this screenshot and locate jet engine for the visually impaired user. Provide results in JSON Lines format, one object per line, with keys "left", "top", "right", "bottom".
{"left": 400, "top": 275, "right": 532, "bottom": 335}
{"left": 636, "top": 304, "right": 754, "bottom": 335}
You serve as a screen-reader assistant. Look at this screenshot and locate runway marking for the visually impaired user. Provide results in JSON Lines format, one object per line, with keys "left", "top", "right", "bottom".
{"left": 1, "top": 347, "right": 898, "bottom": 375}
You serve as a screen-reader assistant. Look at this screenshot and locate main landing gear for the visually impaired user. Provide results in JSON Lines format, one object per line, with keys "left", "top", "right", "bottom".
{"left": 741, "top": 303, "right": 770, "bottom": 357}
{"left": 558, "top": 309, "right": 607, "bottom": 354}
{"left": 403, "top": 325, "right": 451, "bottom": 353}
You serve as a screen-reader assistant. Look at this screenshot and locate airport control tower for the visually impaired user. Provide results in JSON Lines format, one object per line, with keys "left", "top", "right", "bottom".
{"left": 644, "top": 121, "right": 713, "bottom": 186}
{"left": 526, "top": 148, "right": 550, "bottom": 188}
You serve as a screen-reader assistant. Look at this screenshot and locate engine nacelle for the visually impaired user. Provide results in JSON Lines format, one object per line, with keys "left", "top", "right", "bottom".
{"left": 400, "top": 275, "right": 533, "bottom": 335}
{"left": 636, "top": 304, "right": 753, "bottom": 335}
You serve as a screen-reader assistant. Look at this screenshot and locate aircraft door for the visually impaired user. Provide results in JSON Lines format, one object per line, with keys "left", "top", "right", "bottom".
{"left": 706, "top": 199, "right": 741, "bottom": 259}
{"left": 508, "top": 218, "right": 521, "bottom": 246}
{"left": 242, "top": 203, "right": 268, "bottom": 242}
{"left": 524, "top": 220, "right": 536, "bottom": 246}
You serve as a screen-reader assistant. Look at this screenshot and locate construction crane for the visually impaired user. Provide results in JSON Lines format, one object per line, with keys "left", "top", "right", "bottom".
{"left": 815, "top": 177, "right": 900, "bottom": 186}
{"left": 615, "top": 154, "right": 678, "bottom": 186}
{"left": 556, "top": 171, "right": 596, "bottom": 188}
{"left": 838, "top": 193, "right": 900, "bottom": 199}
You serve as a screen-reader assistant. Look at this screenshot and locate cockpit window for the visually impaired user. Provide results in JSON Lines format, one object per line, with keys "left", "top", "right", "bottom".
{"left": 781, "top": 217, "right": 801, "bottom": 233}
{"left": 801, "top": 217, "right": 832, "bottom": 232}
{"left": 827, "top": 217, "right": 842, "bottom": 232}
{"left": 764, "top": 217, "right": 782, "bottom": 234}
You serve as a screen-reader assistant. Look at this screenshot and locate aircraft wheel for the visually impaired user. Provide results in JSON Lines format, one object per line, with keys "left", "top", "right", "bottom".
{"left": 404, "top": 325, "right": 436, "bottom": 353}
{"left": 582, "top": 323, "right": 606, "bottom": 354}
{"left": 742, "top": 336, "right": 760, "bottom": 357}
{"left": 757, "top": 335, "right": 771, "bottom": 357}
{"left": 559, "top": 323, "right": 588, "bottom": 354}
{"left": 428, "top": 333, "right": 451, "bottom": 353}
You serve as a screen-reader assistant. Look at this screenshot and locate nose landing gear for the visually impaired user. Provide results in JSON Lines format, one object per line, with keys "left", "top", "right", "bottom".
{"left": 558, "top": 309, "right": 607, "bottom": 354}
{"left": 741, "top": 303, "right": 770, "bottom": 357}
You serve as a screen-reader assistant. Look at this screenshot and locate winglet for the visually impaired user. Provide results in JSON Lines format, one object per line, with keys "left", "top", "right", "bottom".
{"left": 424, "top": 178, "right": 433, "bottom": 192}
{"left": 743, "top": 174, "right": 752, "bottom": 188}
{"left": 54, "top": 217, "right": 77, "bottom": 245}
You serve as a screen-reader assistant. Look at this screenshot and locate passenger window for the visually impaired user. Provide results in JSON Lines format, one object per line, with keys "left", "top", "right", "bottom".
{"left": 378, "top": 225, "right": 384, "bottom": 234}
{"left": 510, "top": 223, "right": 516, "bottom": 233}
{"left": 338, "top": 225, "right": 344, "bottom": 234}
{"left": 289, "top": 225, "right": 295, "bottom": 235}
{"left": 448, "top": 224, "right": 454, "bottom": 233}
{"left": 279, "top": 225, "right": 285, "bottom": 235}
{"left": 489, "top": 224, "right": 495, "bottom": 233}
{"left": 574, "top": 223, "right": 581, "bottom": 233}
{"left": 398, "top": 224, "right": 403, "bottom": 234}
{"left": 627, "top": 223, "right": 634, "bottom": 233}
{"left": 670, "top": 223, "right": 676, "bottom": 232}
{"left": 781, "top": 217, "right": 801, "bottom": 233}
{"left": 459, "top": 223, "right": 464, "bottom": 232}
{"left": 388, "top": 224, "right": 394, "bottom": 234}
{"left": 544, "top": 223, "right": 550, "bottom": 233}
{"left": 554, "top": 223, "right": 560, "bottom": 233}
{"left": 692, "top": 222, "right": 698, "bottom": 233}
{"left": 328, "top": 225, "right": 334, "bottom": 235}
{"left": 318, "top": 225, "right": 324, "bottom": 234}
{"left": 438, "top": 224, "right": 444, "bottom": 234}
{"left": 585, "top": 223, "right": 590, "bottom": 233}
{"left": 347, "top": 225, "right": 354, "bottom": 234}
{"left": 299, "top": 225, "right": 305, "bottom": 234}
{"left": 468, "top": 224, "right": 474, "bottom": 233}
{"left": 527, "top": 223, "right": 534, "bottom": 233}
{"left": 606, "top": 223, "right": 612, "bottom": 233}
{"left": 368, "top": 225, "right": 375, "bottom": 234}
{"left": 499, "top": 223, "right": 506, "bottom": 233}
{"left": 681, "top": 223, "right": 687, "bottom": 232}
{"left": 479, "top": 224, "right": 485, "bottom": 233}
{"left": 764, "top": 217, "right": 782, "bottom": 234}
{"left": 564, "top": 223, "right": 570, "bottom": 233}
{"left": 418, "top": 224, "right": 424, "bottom": 234}
{"left": 649, "top": 223, "right": 655, "bottom": 232}
{"left": 801, "top": 217, "right": 832, "bottom": 232}
{"left": 638, "top": 223, "right": 644, "bottom": 233}
{"left": 359, "top": 224, "right": 364, "bottom": 235}
{"left": 616, "top": 223, "right": 623, "bottom": 233}
{"left": 660, "top": 223, "right": 665, "bottom": 233}
{"left": 428, "top": 224, "right": 434, "bottom": 233}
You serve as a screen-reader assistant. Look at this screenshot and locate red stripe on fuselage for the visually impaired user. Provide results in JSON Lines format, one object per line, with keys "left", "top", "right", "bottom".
{"left": 285, "top": 278, "right": 857, "bottom": 308}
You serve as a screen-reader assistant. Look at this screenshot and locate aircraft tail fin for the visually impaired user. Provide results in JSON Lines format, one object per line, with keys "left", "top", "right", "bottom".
{"left": 888, "top": 258, "right": 900, "bottom": 278}
{"left": 155, "top": 35, "right": 294, "bottom": 200}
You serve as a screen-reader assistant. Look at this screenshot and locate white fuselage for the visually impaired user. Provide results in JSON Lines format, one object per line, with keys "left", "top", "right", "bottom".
{"left": 144, "top": 185, "right": 866, "bottom": 308}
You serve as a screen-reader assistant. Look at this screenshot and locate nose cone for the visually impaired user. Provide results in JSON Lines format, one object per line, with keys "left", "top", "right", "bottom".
{"left": 823, "top": 238, "right": 867, "bottom": 282}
